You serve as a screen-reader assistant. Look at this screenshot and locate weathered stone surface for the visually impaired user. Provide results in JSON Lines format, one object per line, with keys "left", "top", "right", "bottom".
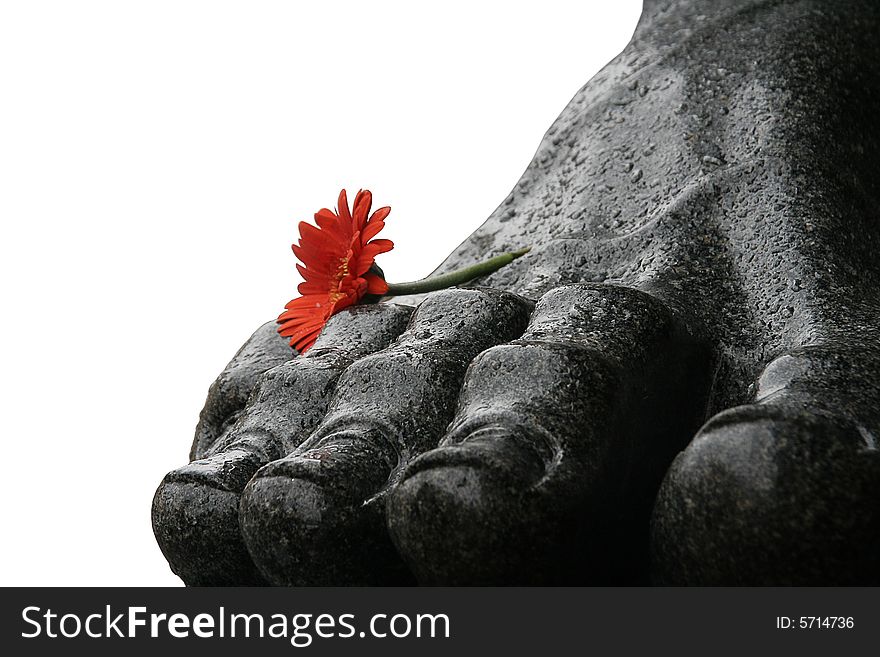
{"left": 388, "top": 284, "right": 712, "bottom": 584}
{"left": 152, "top": 304, "right": 413, "bottom": 585}
{"left": 239, "top": 288, "right": 533, "bottom": 585}
{"left": 652, "top": 347, "right": 880, "bottom": 585}
{"left": 153, "top": 0, "right": 880, "bottom": 585}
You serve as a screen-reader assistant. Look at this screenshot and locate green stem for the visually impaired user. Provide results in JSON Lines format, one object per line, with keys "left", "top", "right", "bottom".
{"left": 385, "top": 247, "right": 530, "bottom": 296}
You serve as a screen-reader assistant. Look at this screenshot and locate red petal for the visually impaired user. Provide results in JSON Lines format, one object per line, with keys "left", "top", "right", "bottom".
{"left": 365, "top": 273, "right": 389, "bottom": 294}
{"left": 281, "top": 313, "right": 325, "bottom": 330}
{"left": 285, "top": 320, "right": 329, "bottom": 342}
{"left": 331, "top": 287, "right": 363, "bottom": 313}
{"left": 298, "top": 280, "right": 336, "bottom": 295}
{"left": 278, "top": 301, "right": 323, "bottom": 318}
{"left": 366, "top": 238, "right": 394, "bottom": 252}
{"left": 293, "top": 328, "right": 322, "bottom": 353}
{"left": 284, "top": 295, "right": 322, "bottom": 309}
{"left": 279, "top": 320, "right": 324, "bottom": 339}
{"left": 299, "top": 221, "right": 342, "bottom": 251}
{"left": 360, "top": 219, "right": 385, "bottom": 244}
{"left": 337, "top": 189, "right": 352, "bottom": 223}
{"left": 352, "top": 190, "right": 372, "bottom": 232}
{"left": 295, "top": 255, "right": 334, "bottom": 276}
{"left": 316, "top": 209, "right": 353, "bottom": 244}
{"left": 296, "top": 263, "right": 329, "bottom": 283}
{"left": 354, "top": 238, "right": 394, "bottom": 268}
{"left": 291, "top": 243, "right": 309, "bottom": 263}
{"left": 368, "top": 206, "right": 390, "bottom": 223}
{"left": 313, "top": 208, "right": 342, "bottom": 235}
{"left": 278, "top": 312, "right": 324, "bottom": 329}
{"left": 348, "top": 231, "right": 363, "bottom": 257}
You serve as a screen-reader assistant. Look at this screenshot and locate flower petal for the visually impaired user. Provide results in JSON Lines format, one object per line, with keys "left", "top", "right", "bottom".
{"left": 314, "top": 208, "right": 343, "bottom": 234}
{"left": 352, "top": 189, "right": 372, "bottom": 232}
{"left": 293, "top": 328, "right": 323, "bottom": 353}
{"left": 284, "top": 319, "right": 328, "bottom": 341}
{"left": 296, "top": 263, "right": 331, "bottom": 283}
{"left": 354, "top": 239, "right": 394, "bottom": 275}
{"left": 365, "top": 238, "right": 394, "bottom": 252}
{"left": 368, "top": 206, "right": 390, "bottom": 223}
{"left": 298, "top": 279, "right": 336, "bottom": 295}
{"left": 299, "top": 221, "right": 343, "bottom": 251}
{"left": 337, "top": 189, "right": 352, "bottom": 223}
{"left": 284, "top": 295, "right": 322, "bottom": 310}
{"left": 365, "top": 273, "right": 389, "bottom": 294}
{"left": 278, "top": 311, "right": 325, "bottom": 328}
{"left": 279, "top": 320, "right": 324, "bottom": 339}
{"left": 360, "top": 219, "right": 385, "bottom": 244}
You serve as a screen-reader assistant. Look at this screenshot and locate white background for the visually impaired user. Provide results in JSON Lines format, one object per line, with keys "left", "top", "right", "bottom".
{"left": 0, "top": 0, "right": 640, "bottom": 586}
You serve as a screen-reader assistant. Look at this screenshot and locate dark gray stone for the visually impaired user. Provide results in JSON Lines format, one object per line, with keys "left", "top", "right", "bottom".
{"left": 153, "top": 0, "right": 880, "bottom": 585}
{"left": 239, "top": 288, "right": 532, "bottom": 585}
{"left": 388, "top": 285, "right": 711, "bottom": 584}
{"left": 152, "top": 304, "right": 413, "bottom": 585}
{"left": 651, "top": 346, "right": 880, "bottom": 585}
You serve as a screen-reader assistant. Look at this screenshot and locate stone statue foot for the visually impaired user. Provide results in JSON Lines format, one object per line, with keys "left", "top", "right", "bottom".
{"left": 154, "top": 282, "right": 712, "bottom": 586}
{"left": 238, "top": 288, "right": 533, "bottom": 585}
{"left": 652, "top": 345, "right": 880, "bottom": 585}
{"left": 153, "top": 0, "right": 880, "bottom": 585}
{"left": 152, "top": 304, "right": 413, "bottom": 585}
{"left": 386, "top": 284, "right": 711, "bottom": 584}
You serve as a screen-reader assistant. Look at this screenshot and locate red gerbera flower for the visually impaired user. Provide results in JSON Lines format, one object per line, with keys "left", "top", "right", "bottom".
{"left": 277, "top": 189, "right": 393, "bottom": 353}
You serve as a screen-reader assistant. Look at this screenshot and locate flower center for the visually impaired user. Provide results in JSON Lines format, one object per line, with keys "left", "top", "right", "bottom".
{"left": 327, "top": 256, "right": 351, "bottom": 305}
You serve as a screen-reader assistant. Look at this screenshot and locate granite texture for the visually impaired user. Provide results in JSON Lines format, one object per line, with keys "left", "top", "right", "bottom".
{"left": 153, "top": 0, "right": 880, "bottom": 585}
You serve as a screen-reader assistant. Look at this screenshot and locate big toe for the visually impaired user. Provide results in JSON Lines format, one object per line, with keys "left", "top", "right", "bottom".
{"left": 152, "top": 448, "right": 268, "bottom": 586}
